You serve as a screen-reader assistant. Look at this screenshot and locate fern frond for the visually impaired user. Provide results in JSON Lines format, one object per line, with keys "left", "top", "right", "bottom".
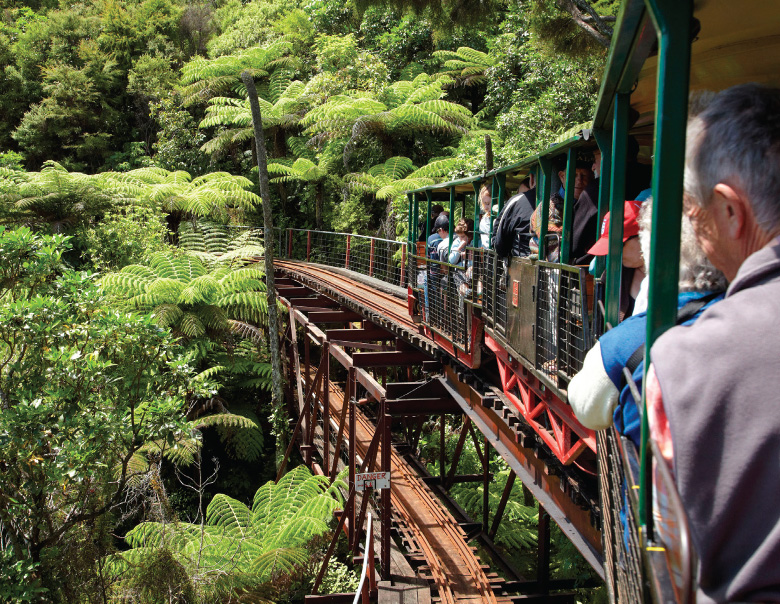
{"left": 206, "top": 494, "right": 251, "bottom": 538}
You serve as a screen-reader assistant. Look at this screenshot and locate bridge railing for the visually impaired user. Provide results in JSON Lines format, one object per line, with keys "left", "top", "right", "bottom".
{"left": 277, "top": 229, "right": 406, "bottom": 289}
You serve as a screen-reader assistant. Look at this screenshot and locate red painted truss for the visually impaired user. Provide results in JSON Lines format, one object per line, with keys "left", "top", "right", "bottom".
{"left": 486, "top": 334, "right": 596, "bottom": 465}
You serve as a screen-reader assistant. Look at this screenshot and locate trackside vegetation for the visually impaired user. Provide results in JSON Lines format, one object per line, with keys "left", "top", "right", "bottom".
{"left": 0, "top": 0, "right": 616, "bottom": 600}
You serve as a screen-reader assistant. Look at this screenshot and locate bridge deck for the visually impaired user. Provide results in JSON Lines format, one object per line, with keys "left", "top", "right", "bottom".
{"left": 314, "top": 376, "right": 504, "bottom": 604}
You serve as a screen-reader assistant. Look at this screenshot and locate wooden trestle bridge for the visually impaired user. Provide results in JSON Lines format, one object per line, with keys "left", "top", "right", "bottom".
{"left": 273, "top": 258, "right": 603, "bottom": 603}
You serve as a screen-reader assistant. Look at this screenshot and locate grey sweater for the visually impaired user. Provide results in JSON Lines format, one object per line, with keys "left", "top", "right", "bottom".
{"left": 652, "top": 237, "right": 780, "bottom": 603}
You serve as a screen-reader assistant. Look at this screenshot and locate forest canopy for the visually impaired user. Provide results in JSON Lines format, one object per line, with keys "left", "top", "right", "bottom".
{"left": 0, "top": 0, "right": 614, "bottom": 600}
{"left": 0, "top": 0, "right": 613, "bottom": 237}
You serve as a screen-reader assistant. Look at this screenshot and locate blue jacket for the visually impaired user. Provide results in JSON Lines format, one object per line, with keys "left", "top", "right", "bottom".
{"left": 599, "top": 291, "right": 724, "bottom": 446}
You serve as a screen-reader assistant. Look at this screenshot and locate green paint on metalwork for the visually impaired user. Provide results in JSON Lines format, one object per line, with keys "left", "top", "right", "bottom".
{"left": 472, "top": 181, "right": 482, "bottom": 249}
{"left": 537, "top": 157, "right": 553, "bottom": 259}
{"left": 425, "top": 191, "right": 432, "bottom": 246}
{"left": 448, "top": 186, "right": 455, "bottom": 259}
{"left": 605, "top": 92, "right": 629, "bottom": 328}
{"left": 593, "top": 129, "right": 613, "bottom": 279}
{"left": 560, "top": 147, "right": 577, "bottom": 264}
{"left": 640, "top": 0, "right": 692, "bottom": 534}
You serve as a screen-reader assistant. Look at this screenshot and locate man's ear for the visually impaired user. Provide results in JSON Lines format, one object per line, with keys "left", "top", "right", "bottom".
{"left": 712, "top": 183, "right": 750, "bottom": 239}
{"left": 558, "top": 170, "right": 566, "bottom": 183}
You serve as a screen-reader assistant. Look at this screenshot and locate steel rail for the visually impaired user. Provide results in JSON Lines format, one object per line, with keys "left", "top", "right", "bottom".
{"left": 314, "top": 375, "right": 499, "bottom": 603}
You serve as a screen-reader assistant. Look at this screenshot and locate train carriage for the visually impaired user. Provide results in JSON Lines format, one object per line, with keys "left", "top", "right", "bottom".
{"left": 405, "top": 0, "right": 780, "bottom": 601}
{"left": 273, "top": 0, "right": 780, "bottom": 600}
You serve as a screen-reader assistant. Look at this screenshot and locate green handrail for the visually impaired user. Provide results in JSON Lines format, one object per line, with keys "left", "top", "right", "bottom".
{"left": 640, "top": 0, "right": 693, "bottom": 535}
{"left": 605, "top": 92, "right": 629, "bottom": 328}
{"left": 560, "top": 147, "right": 577, "bottom": 264}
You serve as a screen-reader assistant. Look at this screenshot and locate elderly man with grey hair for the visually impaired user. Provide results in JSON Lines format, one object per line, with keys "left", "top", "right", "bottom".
{"left": 567, "top": 199, "right": 727, "bottom": 447}
{"left": 646, "top": 83, "right": 780, "bottom": 603}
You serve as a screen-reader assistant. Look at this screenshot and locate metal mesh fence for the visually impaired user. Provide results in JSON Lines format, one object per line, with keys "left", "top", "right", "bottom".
{"left": 280, "top": 229, "right": 405, "bottom": 288}
{"left": 424, "top": 260, "right": 470, "bottom": 349}
{"left": 557, "top": 268, "right": 590, "bottom": 383}
{"left": 597, "top": 429, "right": 645, "bottom": 603}
{"left": 535, "top": 264, "right": 558, "bottom": 382}
{"left": 534, "top": 262, "right": 591, "bottom": 388}
{"left": 468, "top": 246, "right": 486, "bottom": 309}
{"left": 482, "top": 250, "right": 508, "bottom": 334}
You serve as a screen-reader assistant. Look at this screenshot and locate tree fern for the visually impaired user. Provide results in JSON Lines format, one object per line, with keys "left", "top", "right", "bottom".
{"left": 434, "top": 46, "right": 498, "bottom": 87}
{"left": 111, "top": 465, "right": 342, "bottom": 599}
{"left": 101, "top": 252, "right": 267, "bottom": 338}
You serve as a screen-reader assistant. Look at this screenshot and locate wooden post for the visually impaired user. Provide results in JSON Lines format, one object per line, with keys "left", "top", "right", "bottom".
{"left": 381, "top": 401, "right": 391, "bottom": 580}
{"left": 306, "top": 230, "right": 311, "bottom": 262}
{"left": 483, "top": 433, "right": 490, "bottom": 532}
{"left": 346, "top": 235, "right": 351, "bottom": 269}
{"left": 489, "top": 470, "right": 516, "bottom": 538}
{"left": 369, "top": 238, "right": 375, "bottom": 277}
{"left": 323, "top": 342, "right": 330, "bottom": 474}
{"left": 446, "top": 416, "right": 471, "bottom": 489}
{"left": 241, "top": 72, "right": 286, "bottom": 468}
{"left": 537, "top": 505, "right": 551, "bottom": 594}
{"left": 440, "top": 414, "right": 446, "bottom": 483}
{"left": 349, "top": 393, "right": 357, "bottom": 548}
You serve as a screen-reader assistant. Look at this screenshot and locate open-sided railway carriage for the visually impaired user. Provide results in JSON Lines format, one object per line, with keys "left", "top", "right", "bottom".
{"left": 274, "top": 0, "right": 780, "bottom": 600}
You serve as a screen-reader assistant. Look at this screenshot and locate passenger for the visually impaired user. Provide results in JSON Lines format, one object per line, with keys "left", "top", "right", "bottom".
{"left": 554, "top": 157, "right": 593, "bottom": 201}
{"left": 568, "top": 200, "right": 726, "bottom": 446}
{"left": 427, "top": 213, "right": 449, "bottom": 257}
{"left": 493, "top": 175, "right": 536, "bottom": 257}
{"left": 448, "top": 218, "right": 474, "bottom": 266}
{"left": 570, "top": 151, "right": 602, "bottom": 264}
{"left": 529, "top": 193, "right": 565, "bottom": 261}
{"left": 586, "top": 201, "right": 645, "bottom": 319}
{"left": 419, "top": 204, "right": 445, "bottom": 242}
{"left": 646, "top": 84, "right": 780, "bottom": 603}
{"left": 422, "top": 213, "right": 450, "bottom": 315}
{"left": 477, "top": 185, "right": 492, "bottom": 248}
{"left": 449, "top": 219, "right": 475, "bottom": 308}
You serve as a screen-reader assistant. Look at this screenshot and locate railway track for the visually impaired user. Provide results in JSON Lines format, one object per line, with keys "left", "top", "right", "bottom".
{"left": 274, "top": 260, "right": 428, "bottom": 343}
{"left": 315, "top": 376, "right": 508, "bottom": 604}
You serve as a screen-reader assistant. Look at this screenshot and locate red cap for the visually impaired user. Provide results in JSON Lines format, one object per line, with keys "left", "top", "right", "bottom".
{"left": 587, "top": 201, "right": 641, "bottom": 256}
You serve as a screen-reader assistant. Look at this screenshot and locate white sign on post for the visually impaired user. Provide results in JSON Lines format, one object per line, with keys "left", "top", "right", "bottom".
{"left": 355, "top": 471, "right": 390, "bottom": 492}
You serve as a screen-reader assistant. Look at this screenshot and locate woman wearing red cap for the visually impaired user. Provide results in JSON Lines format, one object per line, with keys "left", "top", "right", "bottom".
{"left": 588, "top": 200, "right": 645, "bottom": 319}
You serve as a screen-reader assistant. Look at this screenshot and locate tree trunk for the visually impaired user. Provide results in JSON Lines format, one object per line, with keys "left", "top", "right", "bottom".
{"left": 315, "top": 183, "right": 324, "bottom": 231}
{"left": 242, "top": 72, "right": 288, "bottom": 470}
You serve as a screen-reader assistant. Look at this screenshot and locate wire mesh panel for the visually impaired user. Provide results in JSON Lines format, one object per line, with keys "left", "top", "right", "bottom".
{"left": 535, "top": 263, "right": 559, "bottom": 383}
{"left": 424, "top": 260, "right": 469, "bottom": 349}
{"left": 468, "top": 246, "right": 486, "bottom": 309}
{"left": 482, "top": 249, "right": 508, "bottom": 334}
{"left": 286, "top": 230, "right": 405, "bottom": 288}
{"left": 557, "top": 267, "right": 591, "bottom": 383}
{"left": 597, "top": 428, "right": 645, "bottom": 603}
{"left": 535, "top": 262, "right": 592, "bottom": 388}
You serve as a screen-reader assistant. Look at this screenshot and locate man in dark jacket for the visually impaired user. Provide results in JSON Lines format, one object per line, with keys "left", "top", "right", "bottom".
{"left": 646, "top": 84, "right": 780, "bottom": 603}
{"left": 493, "top": 177, "right": 536, "bottom": 257}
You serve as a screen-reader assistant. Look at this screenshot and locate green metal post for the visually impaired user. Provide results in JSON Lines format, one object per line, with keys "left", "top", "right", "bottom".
{"left": 640, "top": 0, "right": 692, "bottom": 534}
{"left": 472, "top": 182, "right": 482, "bottom": 247}
{"left": 408, "top": 192, "right": 414, "bottom": 245}
{"left": 448, "top": 186, "right": 455, "bottom": 259}
{"left": 425, "top": 191, "right": 433, "bottom": 242}
{"left": 496, "top": 173, "right": 507, "bottom": 213}
{"left": 537, "top": 157, "right": 553, "bottom": 258}
{"left": 560, "top": 147, "right": 577, "bottom": 264}
{"left": 593, "top": 130, "right": 613, "bottom": 277}
{"left": 605, "top": 92, "right": 629, "bottom": 328}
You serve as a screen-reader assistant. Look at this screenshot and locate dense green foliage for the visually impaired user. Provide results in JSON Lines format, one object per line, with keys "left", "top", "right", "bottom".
{"left": 0, "top": 0, "right": 607, "bottom": 238}
{"left": 110, "top": 465, "right": 347, "bottom": 602}
{"left": 0, "top": 0, "right": 614, "bottom": 600}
